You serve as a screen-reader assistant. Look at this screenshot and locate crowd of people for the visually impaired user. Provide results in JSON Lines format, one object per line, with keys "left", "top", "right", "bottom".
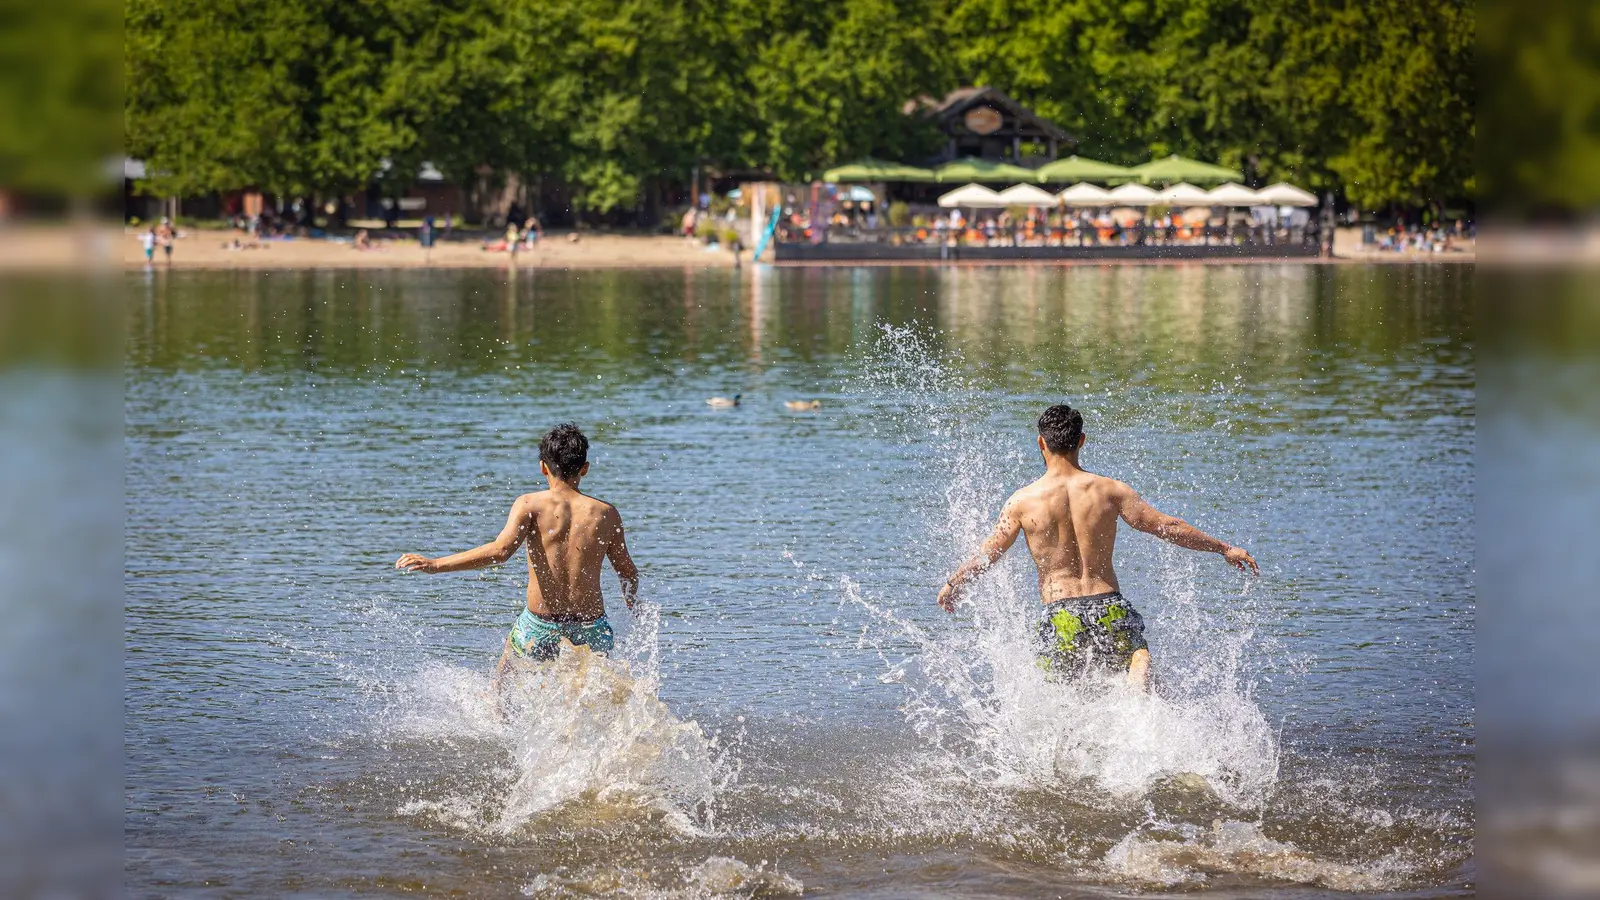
{"left": 1372, "top": 219, "right": 1471, "bottom": 254}
{"left": 924, "top": 208, "right": 1244, "bottom": 247}
{"left": 796, "top": 204, "right": 1317, "bottom": 248}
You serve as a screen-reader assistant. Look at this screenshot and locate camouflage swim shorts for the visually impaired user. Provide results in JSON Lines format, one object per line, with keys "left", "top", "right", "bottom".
{"left": 1036, "top": 591, "right": 1148, "bottom": 677}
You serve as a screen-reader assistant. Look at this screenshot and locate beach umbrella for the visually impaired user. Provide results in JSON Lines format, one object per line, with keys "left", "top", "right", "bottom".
{"left": 1056, "top": 183, "right": 1113, "bottom": 206}
{"left": 1252, "top": 182, "right": 1318, "bottom": 207}
{"left": 1104, "top": 183, "right": 1161, "bottom": 206}
{"left": 843, "top": 185, "right": 877, "bottom": 202}
{"left": 1034, "top": 155, "right": 1136, "bottom": 184}
{"left": 934, "top": 157, "right": 1039, "bottom": 183}
{"left": 1205, "top": 183, "right": 1264, "bottom": 206}
{"left": 821, "top": 157, "right": 937, "bottom": 183}
{"left": 1128, "top": 155, "right": 1242, "bottom": 186}
{"left": 1152, "top": 182, "right": 1212, "bottom": 205}
{"left": 995, "top": 183, "right": 1059, "bottom": 207}
{"left": 937, "top": 184, "right": 1007, "bottom": 208}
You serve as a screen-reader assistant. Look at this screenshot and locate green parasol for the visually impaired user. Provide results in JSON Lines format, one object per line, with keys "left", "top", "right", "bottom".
{"left": 1034, "top": 155, "right": 1137, "bottom": 184}
{"left": 821, "top": 158, "right": 937, "bottom": 183}
{"left": 1127, "top": 154, "right": 1243, "bottom": 186}
{"left": 933, "top": 157, "right": 1039, "bottom": 183}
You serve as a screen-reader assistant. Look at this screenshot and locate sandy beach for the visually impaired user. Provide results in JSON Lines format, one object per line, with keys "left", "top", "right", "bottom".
{"left": 122, "top": 229, "right": 743, "bottom": 270}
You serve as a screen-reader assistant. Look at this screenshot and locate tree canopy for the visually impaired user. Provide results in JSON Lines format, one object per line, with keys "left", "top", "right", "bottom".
{"left": 126, "top": 0, "right": 1474, "bottom": 212}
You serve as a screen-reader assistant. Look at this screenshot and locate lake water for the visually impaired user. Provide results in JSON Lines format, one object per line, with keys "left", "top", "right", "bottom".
{"left": 125, "top": 264, "right": 1474, "bottom": 897}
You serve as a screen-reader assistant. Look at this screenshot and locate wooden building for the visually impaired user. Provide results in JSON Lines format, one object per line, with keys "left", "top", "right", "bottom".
{"left": 906, "top": 87, "right": 1074, "bottom": 165}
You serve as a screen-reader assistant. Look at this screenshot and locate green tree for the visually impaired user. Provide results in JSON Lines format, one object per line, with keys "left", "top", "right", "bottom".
{"left": 1273, "top": 0, "right": 1474, "bottom": 208}
{"left": 126, "top": 0, "right": 491, "bottom": 201}
{"left": 940, "top": 0, "right": 1474, "bottom": 206}
{"left": 124, "top": 0, "right": 1473, "bottom": 215}
{"left": 731, "top": 0, "right": 944, "bottom": 181}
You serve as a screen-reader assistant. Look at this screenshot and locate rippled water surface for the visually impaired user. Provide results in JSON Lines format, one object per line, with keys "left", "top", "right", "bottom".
{"left": 126, "top": 265, "right": 1473, "bottom": 897}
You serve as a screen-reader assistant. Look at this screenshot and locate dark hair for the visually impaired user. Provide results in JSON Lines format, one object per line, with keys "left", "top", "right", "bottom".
{"left": 1037, "top": 404, "right": 1084, "bottom": 454}
{"left": 539, "top": 423, "right": 589, "bottom": 480}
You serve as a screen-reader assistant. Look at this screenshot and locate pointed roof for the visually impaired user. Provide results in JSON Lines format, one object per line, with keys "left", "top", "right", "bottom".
{"left": 1057, "top": 183, "right": 1113, "bottom": 206}
{"left": 1253, "top": 182, "right": 1318, "bottom": 207}
{"left": 908, "top": 87, "right": 1072, "bottom": 143}
{"left": 1204, "top": 183, "right": 1264, "bottom": 206}
{"left": 1105, "top": 183, "right": 1161, "bottom": 205}
{"left": 995, "top": 183, "right": 1059, "bottom": 207}
{"left": 937, "top": 184, "right": 1008, "bottom": 208}
{"left": 1152, "top": 182, "right": 1213, "bottom": 205}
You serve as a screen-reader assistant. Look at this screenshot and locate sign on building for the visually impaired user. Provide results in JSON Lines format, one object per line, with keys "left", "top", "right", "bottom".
{"left": 964, "top": 107, "right": 1003, "bottom": 135}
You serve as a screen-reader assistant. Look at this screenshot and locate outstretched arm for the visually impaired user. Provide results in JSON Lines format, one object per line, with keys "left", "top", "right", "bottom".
{"left": 396, "top": 498, "right": 532, "bottom": 574}
{"left": 1116, "top": 485, "right": 1258, "bottom": 574}
{"left": 604, "top": 509, "right": 640, "bottom": 610}
{"left": 938, "top": 500, "right": 1023, "bottom": 611}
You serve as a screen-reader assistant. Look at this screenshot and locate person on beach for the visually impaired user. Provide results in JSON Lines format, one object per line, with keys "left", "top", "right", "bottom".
{"left": 156, "top": 218, "right": 175, "bottom": 264}
{"left": 396, "top": 424, "right": 640, "bottom": 683}
{"left": 937, "top": 404, "right": 1257, "bottom": 691}
{"left": 140, "top": 228, "right": 157, "bottom": 264}
{"left": 505, "top": 221, "right": 521, "bottom": 259}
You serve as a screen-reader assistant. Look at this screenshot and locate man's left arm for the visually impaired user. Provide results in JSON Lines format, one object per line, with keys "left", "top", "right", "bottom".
{"left": 938, "top": 500, "right": 1023, "bottom": 612}
{"left": 604, "top": 509, "right": 641, "bottom": 610}
{"left": 1117, "top": 485, "right": 1259, "bottom": 574}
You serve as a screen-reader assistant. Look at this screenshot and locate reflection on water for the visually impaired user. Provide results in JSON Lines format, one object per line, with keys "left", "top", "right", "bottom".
{"left": 126, "top": 265, "right": 1473, "bottom": 896}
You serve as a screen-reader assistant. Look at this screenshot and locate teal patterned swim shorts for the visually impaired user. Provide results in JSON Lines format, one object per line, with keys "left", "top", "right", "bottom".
{"left": 508, "top": 608, "right": 615, "bottom": 661}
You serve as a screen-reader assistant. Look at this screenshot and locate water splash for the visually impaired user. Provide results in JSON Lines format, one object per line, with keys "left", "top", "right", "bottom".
{"left": 377, "top": 600, "right": 734, "bottom": 835}
{"left": 845, "top": 325, "right": 1279, "bottom": 806}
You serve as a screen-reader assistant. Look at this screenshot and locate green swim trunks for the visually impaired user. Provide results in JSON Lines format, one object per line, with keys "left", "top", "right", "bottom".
{"left": 508, "top": 608, "right": 615, "bottom": 661}
{"left": 1036, "top": 591, "right": 1148, "bottom": 677}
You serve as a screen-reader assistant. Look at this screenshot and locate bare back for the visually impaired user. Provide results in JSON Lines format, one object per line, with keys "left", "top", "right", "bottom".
{"left": 394, "top": 444, "right": 644, "bottom": 633}
{"left": 937, "top": 430, "right": 1256, "bottom": 625}
{"left": 516, "top": 489, "right": 625, "bottom": 620}
{"left": 1008, "top": 470, "right": 1129, "bottom": 601}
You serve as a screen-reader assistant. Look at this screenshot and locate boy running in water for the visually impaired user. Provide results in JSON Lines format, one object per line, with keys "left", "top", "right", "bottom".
{"left": 938, "top": 404, "right": 1257, "bottom": 690}
{"left": 397, "top": 424, "right": 639, "bottom": 681}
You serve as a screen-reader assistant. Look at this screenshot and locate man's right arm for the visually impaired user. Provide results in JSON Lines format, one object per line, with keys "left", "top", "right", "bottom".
{"left": 1116, "top": 484, "right": 1259, "bottom": 574}
{"left": 396, "top": 497, "right": 532, "bottom": 574}
{"left": 938, "top": 498, "right": 1024, "bottom": 611}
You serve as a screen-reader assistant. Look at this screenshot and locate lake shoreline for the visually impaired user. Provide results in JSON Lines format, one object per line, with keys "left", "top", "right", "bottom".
{"left": 114, "top": 227, "right": 1473, "bottom": 270}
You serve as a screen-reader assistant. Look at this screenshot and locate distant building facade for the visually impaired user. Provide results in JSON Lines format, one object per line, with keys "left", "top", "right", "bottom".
{"left": 905, "top": 87, "right": 1074, "bottom": 165}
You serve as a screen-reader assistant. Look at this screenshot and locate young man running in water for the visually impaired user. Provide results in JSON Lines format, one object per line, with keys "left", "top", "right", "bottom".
{"left": 396, "top": 424, "right": 639, "bottom": 681}
{"left": 937, "top": 404, "right": 1257, "bottom": 690}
